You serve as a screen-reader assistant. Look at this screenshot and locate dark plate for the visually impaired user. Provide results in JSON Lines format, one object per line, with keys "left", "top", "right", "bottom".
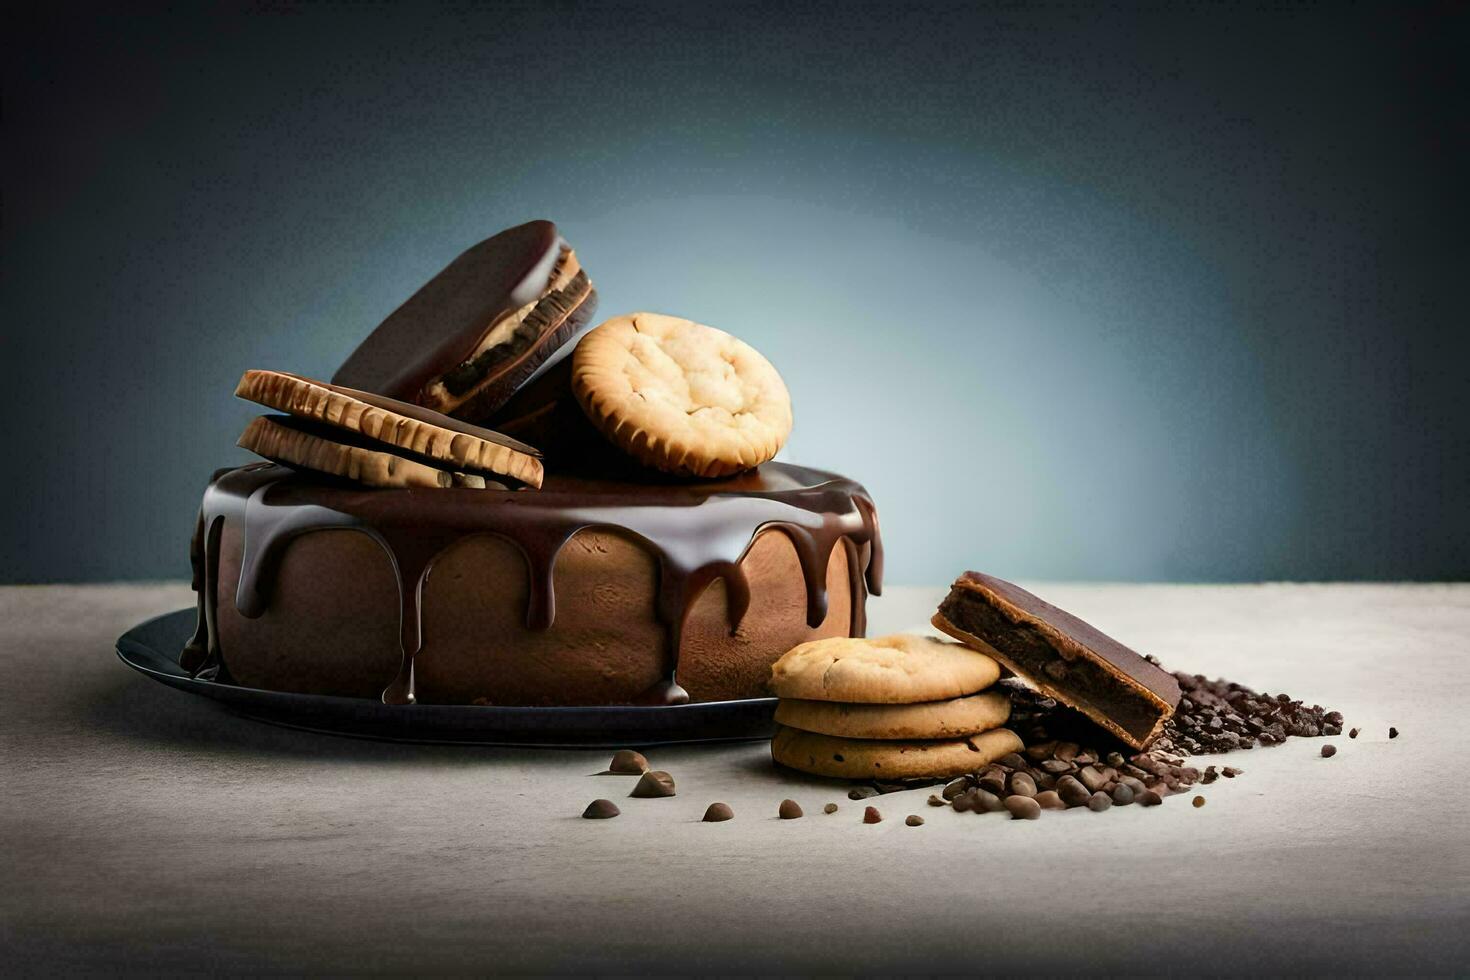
{"left": 116, "top": 609, "right": 778, "bottom": 747}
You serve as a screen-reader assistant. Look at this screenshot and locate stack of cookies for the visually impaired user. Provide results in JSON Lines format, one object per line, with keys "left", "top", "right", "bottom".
{"left": 769, "top": 634, "right": 1023, "bottom": 779}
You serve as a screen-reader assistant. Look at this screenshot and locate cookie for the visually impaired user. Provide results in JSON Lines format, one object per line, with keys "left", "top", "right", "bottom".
{"left": 236, "top": 370, "right": 544, "bottom": 488}
{"left": 332, "top": 220, "right": 597, "bottom": 422}
{"left": 773, "top": 689, "right": 1011, "bottom": 740}
{"left": 769, "top": 634, "right": 1001, "bottom": 704}
{"left": 770, "top": 724, "right": 1024, "bottom": 780}
{"left": 933, "top": 572, "right": 1182, "bottom": 749}
{"left": 238, "top": 416, "right": 491, "bottom": 489}
{"left": 571, "top": 313, "right": 792, "bottom": 478}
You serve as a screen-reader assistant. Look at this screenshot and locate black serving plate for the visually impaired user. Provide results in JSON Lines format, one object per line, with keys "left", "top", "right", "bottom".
{"left": 116, "top": 609, "right": 778, "bottom": 747}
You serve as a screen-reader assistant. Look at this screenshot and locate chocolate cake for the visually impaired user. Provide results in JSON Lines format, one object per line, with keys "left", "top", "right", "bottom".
{"left": 182, "top": 220, "right": 880, "bottom": 710}
{"left": 181, "top": 461, "right": 881, "bottom": 706}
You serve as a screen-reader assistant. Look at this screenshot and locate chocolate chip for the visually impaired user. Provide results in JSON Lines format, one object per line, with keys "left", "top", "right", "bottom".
{"left": 606, "top": 750, "right": 649, "bottom": 774}
{"left": 702, "top": 802, "right": 734, "bottom": 822}
{"left": 823, "top": 803, "right": 839, "bottom": 814}
{"left": 779, "top": 799, "right": 803, "bottom": 819}
{"left": 1111, "top": 783, "right": 1135, "bottom": 806}
{"left": 582, "top": 799, "right": 620, "bottom": 819}
{"left": 998, "top": 753, "right": 1027, "bottom": 770}
{"left": 978, "top": 772, "right": 1007, "bottom": 796}
{"left": 848, "top": 786, "right": 878, "bottom": 800}
{"left": 942, "top": 777, "right": 970, "bottom": 801}
{"left": 976, "top": 789, "right": 1006, "bottom": 813}
{"left": 1038, "top": 759, "right": 1073, "bottom": 774}
{"left": 1035, "top": 790, "right": 1066, "bottom": 810}
{"left": 864, "top": 806, "right": 882, "bottom": 824}
{"left": 629, "top": 770, "right": 676, "bottom": 798}
{"left": 1087, "top": 792, "right": 1112, "bottom": 812}
{"left": 1192, "top": 795, "right": 1206, "bottom": 808}
{"left": 1078, "top": 766, "right": 1108, "bottom": 793}
{"left": 1349, "top": 728, "right": 1359, "bottom": 739}
{"left": 1008, "top": 772, "right": 1037, "bottom": 798}
{"left": 1321, "top": 744, "right": 1336, "bottom": 758}
{"left": 1389, "top": 727, "right": 1399, "bottom": 739}
{"left": 1057, "top": 775, "right": 1091, "bottom": 808}
{"left": 906, "top": 815, "right": 924, "bottom": 827}
{"left": 1138, "top": 790, "right": 1163, "bottom": 806}
{"left": 1026, "top": 740, "right": 1058, "bottom": 761}
{"left": 1222, "top": 767, "right": 1242, "bottom": 778}
{"left": 1004, "top": 795, "right": 1041, "bottom": 820}
{"left": 927, "top": 794, "right": 946, "bottom": 807}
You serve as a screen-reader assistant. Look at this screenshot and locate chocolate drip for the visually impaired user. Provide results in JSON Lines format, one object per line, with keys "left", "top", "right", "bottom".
{"left": 187, "top": 462, "right": 882, "bottom": 706}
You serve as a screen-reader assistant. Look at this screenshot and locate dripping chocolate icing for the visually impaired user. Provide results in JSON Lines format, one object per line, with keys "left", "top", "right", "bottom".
{"left": 182, "top": 462, "right": 882, "bottom": 706}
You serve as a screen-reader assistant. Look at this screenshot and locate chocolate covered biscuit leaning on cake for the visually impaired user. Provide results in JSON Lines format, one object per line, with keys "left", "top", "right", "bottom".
{"left": 333, "top": 220, "right": 597, "bottom": 422}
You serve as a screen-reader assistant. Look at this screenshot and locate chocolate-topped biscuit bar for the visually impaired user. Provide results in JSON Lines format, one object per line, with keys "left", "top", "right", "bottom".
{"left": 932, "top": 572, "right": 1180, "bottom": 749}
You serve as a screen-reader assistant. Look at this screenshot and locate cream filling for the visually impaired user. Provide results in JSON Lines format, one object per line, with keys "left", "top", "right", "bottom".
{"left": 424, "top": 246, "right": 582, "bottom": 409}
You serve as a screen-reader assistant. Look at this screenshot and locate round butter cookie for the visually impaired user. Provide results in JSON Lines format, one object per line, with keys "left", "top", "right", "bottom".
{"left": 571, "top": 313, "right": 792, "bottom": 478}
{"left": 774, "top": 689, "right": 1011, "bottom": 740}
{"left": 770, "top": 634, "right": 1001, "bottom": 704}
{"left": 771, "top": 724, "right": 1024, "bottom": 780}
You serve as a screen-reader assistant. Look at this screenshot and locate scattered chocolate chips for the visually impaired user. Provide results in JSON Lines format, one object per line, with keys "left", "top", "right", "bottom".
{"left": 1349, "top": 728, "right": 1359, "bottom": 739}
{"left": 629, "top": 770, "right": 676, "bottom": 798}
{"left": 582, "top": 799, "right": 620, "bottom": 819}
{"left": 823, "top": 803, "right": 839, "bottom": 814}
{"left": 927, "top": 794, "right": 946, "bottom": 807}
{"left": 606, "top": 749, "right": 649, "bottom": 774}
{"left": 779, "top": 799, "right": 803, "bottom": 819}
{"left": 863, "top": 806, "right": 883, "bottom": 824}
{"left": 906, "top": 815, "right": 924, "bottom": 827}
{"left": 1004, "top": 795, "right": 1041, "bottom": 820}
{"left": 1140, "top": 662, "right": 1345, "bottom": 754}
{"left": 1321, "top": 744, "right": 1337, "bottom": 758}
{"left": 1192, "top": 795, "right": 1206, "bottom": 808}
{"left": 1390, "top": 727, "right": 1399, "bottom": 739}
{"left": 702, "top": 802, "right": 734, "bottom": 822}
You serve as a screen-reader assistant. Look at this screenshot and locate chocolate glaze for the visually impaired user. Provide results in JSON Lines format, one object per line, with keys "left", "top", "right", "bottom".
{"left": 182, "top": 462, "right": 882, "bottom": 707}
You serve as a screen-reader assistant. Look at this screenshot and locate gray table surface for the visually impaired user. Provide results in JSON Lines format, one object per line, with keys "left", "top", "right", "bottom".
{"left": 3, "top": 582, "right": 1468, "bottom": 975}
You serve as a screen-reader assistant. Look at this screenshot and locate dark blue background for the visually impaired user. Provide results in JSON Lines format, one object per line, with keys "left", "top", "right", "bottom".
{"left": 4, "top": 2, "right": 1465, "bottom": 583}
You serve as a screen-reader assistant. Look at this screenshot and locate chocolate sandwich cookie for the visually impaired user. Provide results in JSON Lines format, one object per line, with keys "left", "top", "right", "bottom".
{"left": 333, "top": 220, "right": 597, "bottom": 422}
{"left": 932, "top": 572, "right": 1181, "bottom": 749}
{"left": 234, "top": 370, "right": 543, "bottom": 490}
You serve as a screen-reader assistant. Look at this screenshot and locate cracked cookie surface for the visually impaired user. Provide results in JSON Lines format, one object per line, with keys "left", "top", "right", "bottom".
{"left": 571, "top": 312, "right": 792, "bottom": 477}
{"left": 769, "top": 634, "right": 1002, "bottom": 704}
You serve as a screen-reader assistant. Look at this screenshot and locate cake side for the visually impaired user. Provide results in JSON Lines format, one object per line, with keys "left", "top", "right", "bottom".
{"left": 185, "top": 462, "right": 880, "bottom": 706}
